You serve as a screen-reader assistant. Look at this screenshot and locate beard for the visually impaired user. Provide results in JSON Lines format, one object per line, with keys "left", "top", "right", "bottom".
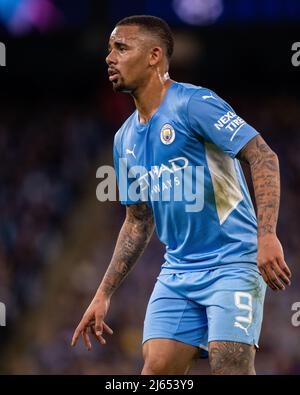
{"left": 113, "top": 83, "right": 127, "bottom": 92}
{"left": 111, "top": 75, "right": 134, "bottom": 93}
{"left": 112, "top": 81, "right": 132, "bottom": 93}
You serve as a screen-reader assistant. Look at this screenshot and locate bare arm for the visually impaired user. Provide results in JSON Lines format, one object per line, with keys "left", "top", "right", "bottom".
{"left": 237, "top": 134, "right": 291, "bottom": 290}
{"left": 98, "top": 203, "right": 154, "bottom": 298}
{"left": 71, "top": 203, "right": 154, "bottom": 349}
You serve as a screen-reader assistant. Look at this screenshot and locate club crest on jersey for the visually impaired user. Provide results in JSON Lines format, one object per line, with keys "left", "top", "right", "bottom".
{"left": 160, "top": 123, "right": 175, "bottom": 145}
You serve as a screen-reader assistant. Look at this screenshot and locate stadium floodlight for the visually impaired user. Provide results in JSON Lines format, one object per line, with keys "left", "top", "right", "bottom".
{"left": 172, "top": 0, "right": 223, "bottom": 26}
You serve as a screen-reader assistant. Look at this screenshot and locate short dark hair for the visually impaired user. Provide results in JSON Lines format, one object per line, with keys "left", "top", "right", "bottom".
{"left": 116, "top": 15, "right": 174, "bottom": 61}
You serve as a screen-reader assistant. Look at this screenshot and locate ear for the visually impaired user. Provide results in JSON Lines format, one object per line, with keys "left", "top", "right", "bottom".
{"left": 149, "top": 46, "right": 163, "bottom": 67}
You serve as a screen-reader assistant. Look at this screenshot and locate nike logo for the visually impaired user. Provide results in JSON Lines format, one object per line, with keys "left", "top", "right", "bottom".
{"left": 126, "top": 144, "right": 136, "bottom": 159}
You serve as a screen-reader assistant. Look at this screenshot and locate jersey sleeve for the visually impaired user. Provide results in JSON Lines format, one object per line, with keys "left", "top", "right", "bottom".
{"left": 187, "top": 90, "right": 259, "bottom": 158}
{"left": 113, "top": 135, "right": 143, "bottom": 206}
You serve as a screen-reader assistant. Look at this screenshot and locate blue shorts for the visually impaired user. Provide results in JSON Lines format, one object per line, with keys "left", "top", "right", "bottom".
{"left": 143, "top": 265, "right": 267, "bottom": 352}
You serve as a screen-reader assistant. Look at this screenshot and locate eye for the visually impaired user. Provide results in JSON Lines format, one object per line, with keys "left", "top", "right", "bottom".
{"left": 119, "top": 46, "right": 127, "bottom": 53}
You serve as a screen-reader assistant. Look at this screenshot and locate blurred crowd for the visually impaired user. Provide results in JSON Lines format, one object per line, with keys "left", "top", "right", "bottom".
{"left": 0, "top": 97, "right": 108, "bottom": 342}
{"left": 0, "top": 88, "right": 299, "bottom": 374}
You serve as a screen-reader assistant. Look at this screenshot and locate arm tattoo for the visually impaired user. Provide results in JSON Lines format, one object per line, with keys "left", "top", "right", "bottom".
{"left": 99, "top": 203, "right": 154, "bottom": 298}
{"left": 209, "top": 341, "right": 256, "bottom": 375}
{"left": 237, "top": 135, "right": 280, "bottom": 237}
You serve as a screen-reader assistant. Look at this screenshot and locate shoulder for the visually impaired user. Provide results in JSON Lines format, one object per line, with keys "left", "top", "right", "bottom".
{"left": 183, "top": 85, "right": 234, "bottom": 120}
{"left": 172, "top": 82, "right": 229, "bottom": 114}
{"left": 174, "top": 82, "right": 217, "bottom": 102}
{"left": 172, "top": 82, "right": 232, "bottom": 127}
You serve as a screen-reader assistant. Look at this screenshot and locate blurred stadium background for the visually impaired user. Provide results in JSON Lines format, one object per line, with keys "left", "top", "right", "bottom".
{"left": 0, "top": 0, "right": 299, "bottom": 374}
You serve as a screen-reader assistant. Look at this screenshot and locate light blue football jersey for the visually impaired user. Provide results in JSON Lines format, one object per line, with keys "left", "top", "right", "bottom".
{"left": 113, "top": 81, "right": 259, "bottom": 272}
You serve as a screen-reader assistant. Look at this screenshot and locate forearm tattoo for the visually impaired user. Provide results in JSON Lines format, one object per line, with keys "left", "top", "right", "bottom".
{"left": 238, "top": 135, "right": 280, "bottom": 237}
{"left": 99, "top": 203, "right": 154, "bottom": 297}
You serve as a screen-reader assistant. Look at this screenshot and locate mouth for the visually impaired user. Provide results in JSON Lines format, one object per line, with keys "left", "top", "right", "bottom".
{"left": 108, "top": 69, "right": 120, "bottom": 82}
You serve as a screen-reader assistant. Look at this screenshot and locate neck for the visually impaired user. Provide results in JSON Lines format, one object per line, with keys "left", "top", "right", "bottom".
{"left": 132, "top": 71, "right": 174, "bottom": 124}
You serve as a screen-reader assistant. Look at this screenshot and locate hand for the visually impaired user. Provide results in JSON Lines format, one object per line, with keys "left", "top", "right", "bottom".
{"left": 257, "top": 234, "right": 292, "bottom": 291}
{"left": 71, "top": 294, "right": 113, "bottom": 350}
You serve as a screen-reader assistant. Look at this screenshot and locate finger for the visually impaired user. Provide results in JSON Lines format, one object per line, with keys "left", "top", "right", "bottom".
{"left": 94, "top": 314, "right": 104, "bottom": 338}
{"left": 90, "top": 326, "right": 104, "bottom": 344}
{"left": 91, "top": 326, "right": 107, "bottom": 345}
{"left": 82, "top": 328, "right": 92, "bottom": 350}
{"left": 71, "top": 324, "right": 83, "bottom": 347}
{"left": 103, "top": 321, "right": 113, "bottom": 335}
{"left": 272, "top": 261, "right": 291, "bottom": 286}
{"left": 259, "top": 267, "right": 277, "bottom": 291}
{"left": 92, "top": 316, "right": 106, "bottom": 345}
{"left": 262, "top": 267, "right": 280, "bottom": 291}
{"left": 264, "top": 265, "right": 285, "bottom": 290}
{"left": 276, "top": 257, "right": 292, "bottom": 280}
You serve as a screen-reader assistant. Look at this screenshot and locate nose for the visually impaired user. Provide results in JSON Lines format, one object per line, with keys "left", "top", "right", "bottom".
{"left": 106, "top": 49, "right": 117, "bottom": 66}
